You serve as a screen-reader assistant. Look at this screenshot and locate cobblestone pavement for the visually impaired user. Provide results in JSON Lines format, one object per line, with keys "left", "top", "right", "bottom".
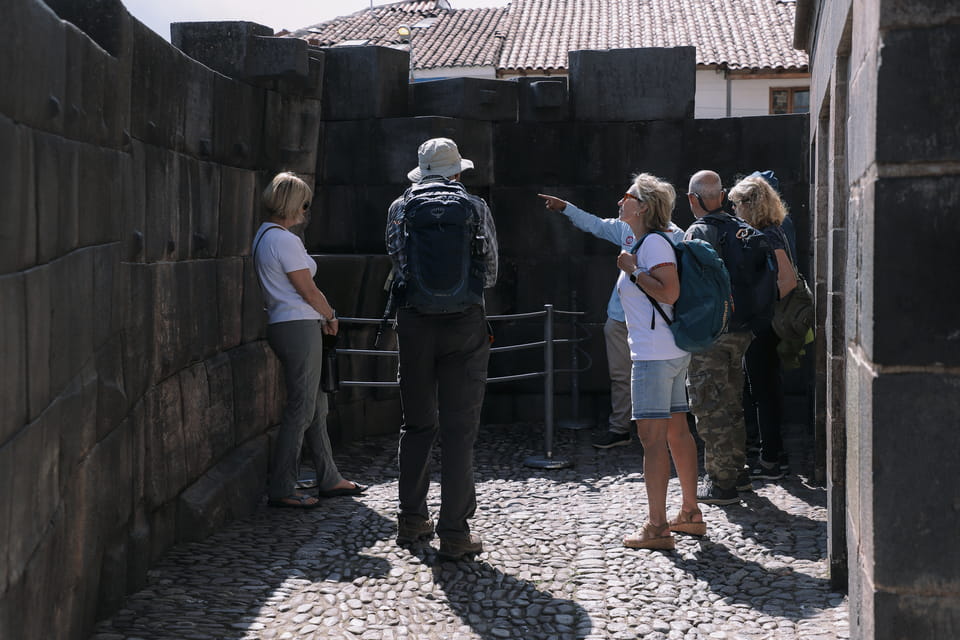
{"left": 92, "top": 421, "right": 849, "bottom": 640}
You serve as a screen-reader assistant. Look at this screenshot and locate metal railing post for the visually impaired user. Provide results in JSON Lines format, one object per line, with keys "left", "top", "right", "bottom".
{"left": 524, "top": 304, "right": 572, "bottom": 469}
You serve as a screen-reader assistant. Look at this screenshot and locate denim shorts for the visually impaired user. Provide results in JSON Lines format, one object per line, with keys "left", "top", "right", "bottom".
{"left": 630, "top": 354, "right": 692, "bottom": 420}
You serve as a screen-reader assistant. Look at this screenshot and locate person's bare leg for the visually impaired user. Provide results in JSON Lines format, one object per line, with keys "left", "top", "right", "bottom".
{"left": 667, "top": 412, "right": 700, "bottom": 514}
{"left": 636, "top": 418, "right": 670, "bottom": 525}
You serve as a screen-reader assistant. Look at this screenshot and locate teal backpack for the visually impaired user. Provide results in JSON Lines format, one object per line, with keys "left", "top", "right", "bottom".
{"left": 631, "top": 231, "right": 732, "bottom": 352}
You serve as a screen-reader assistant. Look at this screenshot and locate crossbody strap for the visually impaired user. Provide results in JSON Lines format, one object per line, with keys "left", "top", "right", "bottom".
{"left": 631, "top": 233, "right": 674, "bottom": 329}
{"left": 252, "top": 225, "right": 285, "bottom": 311}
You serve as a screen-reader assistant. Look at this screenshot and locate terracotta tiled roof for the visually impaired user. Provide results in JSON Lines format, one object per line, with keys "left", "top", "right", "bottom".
{"left": 288, "top": 0, "right": 806, "bottom": 74}
{"left": 290, "top": 1, "right": 508, "bottom": 69}
{"left": 499, "top": 0, "right": 807, "bottom": 73}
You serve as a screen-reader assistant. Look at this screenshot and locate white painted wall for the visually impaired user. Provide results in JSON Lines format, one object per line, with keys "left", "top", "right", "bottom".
{"left": 415, "top": 66, "right": 498, "bottom": 81}
{"left": 695, "top": 70, "right": 810, "bottom": 118}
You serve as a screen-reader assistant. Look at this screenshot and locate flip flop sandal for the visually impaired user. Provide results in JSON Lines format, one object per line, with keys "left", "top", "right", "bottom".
{"left": 317, "top": 482, "right": 367, "bottom": 498}
{"left": 268, "top": 494, "right": 321, "bottom": 509}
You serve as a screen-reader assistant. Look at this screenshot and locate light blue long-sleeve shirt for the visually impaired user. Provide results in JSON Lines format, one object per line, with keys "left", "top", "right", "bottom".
{"left": 559, "top": 203, "right": 684, "bottom": 322}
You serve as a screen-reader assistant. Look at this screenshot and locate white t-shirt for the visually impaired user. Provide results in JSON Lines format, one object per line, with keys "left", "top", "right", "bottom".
{"left": 252, "top": 223, "right": 323, "bottom": 324}
{"left": 617, "top": 232, "right": 688, "bottom": 361}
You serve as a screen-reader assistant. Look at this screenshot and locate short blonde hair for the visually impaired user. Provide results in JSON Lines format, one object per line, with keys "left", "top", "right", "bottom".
{"left": 728, "top": 176, "right": 787, "bottom": 229}
{"left": 630, "top": 173, "right": 676, "bottom": 232}
{"left": 261, "top": 172, "right": 312, "bottom": 221}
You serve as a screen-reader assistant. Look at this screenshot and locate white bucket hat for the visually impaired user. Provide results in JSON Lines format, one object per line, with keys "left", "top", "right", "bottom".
{"left": 407, "top": 137, "right": 474, "bottom": 182}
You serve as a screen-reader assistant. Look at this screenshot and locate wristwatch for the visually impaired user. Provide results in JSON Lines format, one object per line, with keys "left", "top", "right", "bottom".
{"left": 629, "top": 267, "right": 645, "bottom": 283}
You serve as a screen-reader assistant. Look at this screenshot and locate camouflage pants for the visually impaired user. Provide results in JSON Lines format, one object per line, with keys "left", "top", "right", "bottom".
{"left": 687, "top": 331, "right": 754, "bottom": 490}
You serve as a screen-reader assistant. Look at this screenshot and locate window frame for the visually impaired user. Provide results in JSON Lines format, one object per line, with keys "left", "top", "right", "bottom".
{"left": 770, "top": 87, "right": 810, "bottom": 114}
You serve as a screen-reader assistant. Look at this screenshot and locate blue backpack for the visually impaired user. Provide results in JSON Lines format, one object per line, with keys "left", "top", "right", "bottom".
{"left": 397, "top": 181, "right": 486, "bottom": 314}
{"left": 699, "top": 214, "right": 778, "bottom": 332}
{"left": 631, "top": 231, "right": 732, "bottom": 353}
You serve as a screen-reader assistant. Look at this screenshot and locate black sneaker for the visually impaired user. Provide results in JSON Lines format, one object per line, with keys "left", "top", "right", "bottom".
{"left": 736, "top": 468, "right": 754, "bottom": 492}
{"left": 696, "top": 478, "right": 740, "bottom": 505}
{"left": 438, "top": 534, "right": 483, "bottom": 561}
{"left": 592, "top": 431, "right": 631, "bottom": 449}
{"left": 396, "top": 516, "right": 435, "bottom": 545}
{"left": 778, "top": 452, "right": 791, "bottom": 475}
{"left": 750, "top": 459, "right": 785, "bottom": 480}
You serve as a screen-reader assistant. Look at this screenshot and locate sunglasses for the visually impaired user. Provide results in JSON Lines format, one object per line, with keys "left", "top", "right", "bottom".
{"left": 302, "top": 201, "right": 311, "bottom": 211}
{"left": 622, "top": 192, "right": 642, "bottom": 203}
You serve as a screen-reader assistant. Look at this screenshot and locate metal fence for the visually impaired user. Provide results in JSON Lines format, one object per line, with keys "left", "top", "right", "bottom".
{"left": 336, "top": 304, "right": 590, "bottom": 469}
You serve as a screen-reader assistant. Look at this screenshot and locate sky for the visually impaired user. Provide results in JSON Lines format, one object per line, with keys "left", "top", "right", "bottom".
{"left": 123, "top": 0, "right": 511, "bottom": 41}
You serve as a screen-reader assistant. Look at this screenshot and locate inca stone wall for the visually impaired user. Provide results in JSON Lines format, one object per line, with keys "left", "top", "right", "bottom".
{"left": 1, "top": 2, "right": 810, "bottom": 638}
{"left": 796, "top": 0, "right": 960, "bottom": 637}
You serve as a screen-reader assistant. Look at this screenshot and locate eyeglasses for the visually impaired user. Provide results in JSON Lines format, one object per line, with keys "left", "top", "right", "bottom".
{"left": 302, "top": 201, "right": 311, "bottom": 211}
{"left": 622, "top": 192, "right": 642, "bottom": 203}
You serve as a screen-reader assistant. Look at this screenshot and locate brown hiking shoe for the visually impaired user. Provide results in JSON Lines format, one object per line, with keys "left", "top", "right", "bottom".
{"left": 396, "top": 516, "right": 435, "bottom": 545}
{"left": 438, "top": 534, "right": 483, "bottom": 560}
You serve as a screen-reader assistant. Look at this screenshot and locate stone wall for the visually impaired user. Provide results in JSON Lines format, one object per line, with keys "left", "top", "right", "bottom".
{"left": 796, "top": 0, "right": 960, "bottom": 637}
{"left": 0, "top": 2, "right": 323, "bottom": 638}
{"left": 0, "top": 2, "right": 810, "bottom": 638}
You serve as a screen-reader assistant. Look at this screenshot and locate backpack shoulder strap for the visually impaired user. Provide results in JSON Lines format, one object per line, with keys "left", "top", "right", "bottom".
{"left": 629, "top": 232, "right": 673, "bottom": 328}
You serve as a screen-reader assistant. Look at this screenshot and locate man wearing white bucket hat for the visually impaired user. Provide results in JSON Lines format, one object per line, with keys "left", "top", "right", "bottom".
{"left": 385, "top": 138, "right": 499, "bottom": 560}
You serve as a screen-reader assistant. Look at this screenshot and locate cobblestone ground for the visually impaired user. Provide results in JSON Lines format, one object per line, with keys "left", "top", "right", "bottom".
{"left": 92, "top": 421, "right": 848, "bottom": 640}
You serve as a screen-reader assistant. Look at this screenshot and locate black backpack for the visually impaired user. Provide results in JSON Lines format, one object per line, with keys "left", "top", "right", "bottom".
{"left": 699, "top": 214, "right": 777, "bottom": 332}
{"left": 397, "top": 181, "right": 486, "bottom": 314}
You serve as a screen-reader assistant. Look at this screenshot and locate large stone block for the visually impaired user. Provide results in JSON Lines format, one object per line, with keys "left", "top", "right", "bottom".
{"left": 179, "top": 158, "right": 220, "bottom": 260}
{"left": 174, "top": 260, "right": 220, "bottom": 363}
{"left": 263, "top": 91, "right": 322, "bottom": 175}
{"left": 2, "top": 0, "right": 66, "bottom": 134}
{"left": 737, "top": 115, "right": 809, "bottom": 183}
{"left": 179, "top": 358, "right": 234, "bottom": 481}
{"left": 873, "top": 591, "right": 960, "bottom": 640}
{"left": 0, "top": 117, "right": 37, "bottom": 275}
{"left": 78, "top": 146, "right": 123, "bottom": 248}
{"left": 57, "top": 361, "right": 99, "bottom": 484}
{"left": 49, "top": 249, "right": 95, "bottom": 395}
{"left": 312, "top": 255, "right": 368, "bottom": 319}
{"left": 218, "top": 166, "right": 257, "bottom": 257}
{"left": 321, "top": 116, "right": 493, "bottom": 186}
{"left": 140, "top": 144, "right": 181, "bottom": 262}
{"left": 872, "top": 372, "right": 960, "bottom": 588}
{"left": 94, "top": 336, "right": 127, "bottom": 441}
{"left": 181, "top": 59, "right": 215, "bottom": 160}
{"left": 0, "top": 274, "right": 27, "bottom": 445}
{"left": 121, "top": 263, "right": 156, "bottom": 402}
{"left": 321, "top": 46, "right": 409, "bottom": 121}
{"left": 488, "top": 186, "right": 589, "bottom": 259}
{"left": 172, "top": 22, "right": 310, "bottom": 84}
{"left": 212, "top": 74, "right": 264, "bottom": 169}
{"left": 569, "top": 47, "right": 696, "bottom": 122}
{"left": 7, "top": 409, "right": 61, "bottom": 587}
{"left": 412, "top": 78, "right": 518, "bottom": 122}
{"left": 176, "top": 435, "right": 267, "bottom": 543}
{"left": 217, "top": 257, "right": 244, "bottom": 350}
{"left": 131, "top": 19, "right": 188, "bottom": 151}
{"left": 873, "top": 176, "right": 960, "bottom": 366}
{"left": 63, "top": 21, "right": 121, "bottom": 146}
{"left": 0, "top": 439, "right": 11, "bottom": 593}
{"left": 34, "top": 132, "right": 77, "bottom": 263}
{"left": 229, "top": 341, "right": 274, "bottom": 444}
{"left": 492, "top": 122, "right": 578, "bottom": 186}
{"left": 304, "top": 184, "right": 399, "bottom": 254}
{"left": 141, "top": 376, "right": 187, "bottom": 509}
{"left": 517, "top": 77, "right": 569, "bottom": 122}
{"left": 877, "top": 25, "right": 960, "bottom": 164}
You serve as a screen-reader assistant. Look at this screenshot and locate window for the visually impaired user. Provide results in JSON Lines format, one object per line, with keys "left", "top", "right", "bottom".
{"left": 770, "top": 87, "right": 810, "bottom": 114}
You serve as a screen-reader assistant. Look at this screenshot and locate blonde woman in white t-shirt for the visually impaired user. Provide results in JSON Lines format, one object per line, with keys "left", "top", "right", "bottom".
{"left": 253, "top": 172, "right": 365, "bottom": 509}
{"left": 613, "top": 173, "right": 704, "bottom": 549}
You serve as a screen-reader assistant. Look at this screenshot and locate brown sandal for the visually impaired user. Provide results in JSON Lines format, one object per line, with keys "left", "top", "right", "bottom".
{"left": 668, "top": 508, "right": 706, "bottom": 536}
{"left": 623, "top": 521, "right": 675, "bottom": 550}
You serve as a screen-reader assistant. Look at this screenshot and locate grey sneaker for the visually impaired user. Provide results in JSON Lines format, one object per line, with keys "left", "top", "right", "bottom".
{"left": 696, "top": 478, "right": 740, "bottom": 505}
{"left": 396, "top": 516, "right": 435, "bottom": 545}
{"left": 438, "top": 534, "right": 483, "bottom": 560}
{"left": 750, "top": 459, "right": 785, "bottom": 481}
{"left": 592, "top": 431, "right": 631, "bottom": 449}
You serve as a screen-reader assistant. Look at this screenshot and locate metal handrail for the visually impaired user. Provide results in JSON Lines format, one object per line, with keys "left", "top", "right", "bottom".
{"left": 335, "top": 303, "right": 590, "bottom": 469}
